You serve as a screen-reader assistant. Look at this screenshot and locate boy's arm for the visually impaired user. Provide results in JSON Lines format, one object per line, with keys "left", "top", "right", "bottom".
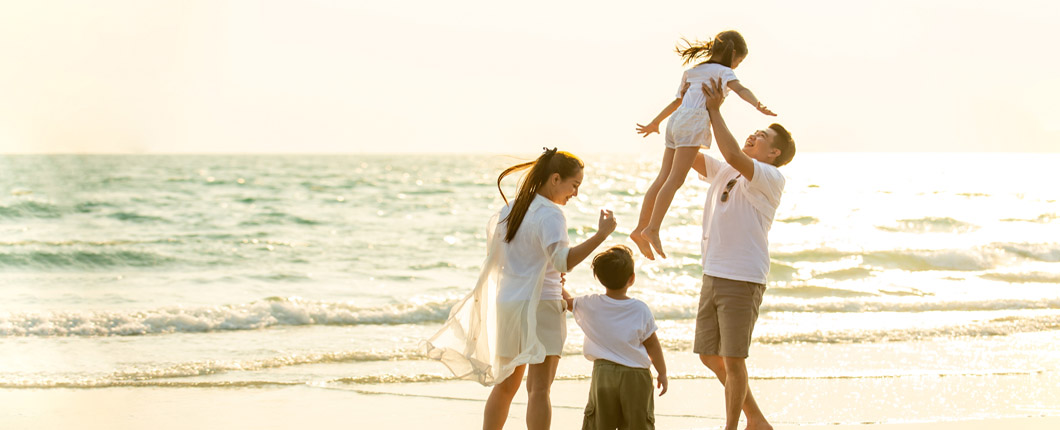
{"left": 642, "top": 332, "right": 668, "bottom": 395}
{"left": 726, "top": 80, "right": 776, "bottom": 116}
{"left": 561, "top": 287, "right": 574, "bottom": 312}
{"left": 704, "top": 79, "right": 756, "bottom": 179}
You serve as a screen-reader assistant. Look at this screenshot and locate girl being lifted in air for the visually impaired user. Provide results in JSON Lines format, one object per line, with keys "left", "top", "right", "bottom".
{"left": 631, "top": 30, "right": 776, "bottom": 260}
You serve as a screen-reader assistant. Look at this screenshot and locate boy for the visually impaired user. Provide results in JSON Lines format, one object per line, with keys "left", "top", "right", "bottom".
{"left": 563, "top": 245, "right": 668, "bottom": 430}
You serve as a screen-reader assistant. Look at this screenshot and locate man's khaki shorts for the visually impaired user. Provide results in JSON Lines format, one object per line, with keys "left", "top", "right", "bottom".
{"left": 693, "top": 275, "right": 766, "bottom": 358}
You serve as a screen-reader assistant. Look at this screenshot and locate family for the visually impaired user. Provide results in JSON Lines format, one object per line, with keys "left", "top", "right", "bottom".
{"left": 425, "top": 30, "right": 796, "bottom": 430}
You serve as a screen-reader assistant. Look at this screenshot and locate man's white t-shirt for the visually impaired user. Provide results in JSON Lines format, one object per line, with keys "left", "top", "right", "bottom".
{"left": 699, "top": 156, "right": 785, "bottom": 284}
{"left": 572, "top": 294, "right": 658, "bottom": 369}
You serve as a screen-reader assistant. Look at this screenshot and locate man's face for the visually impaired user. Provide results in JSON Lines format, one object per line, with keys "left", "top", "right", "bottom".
{"left": 742, "top": 128, "right": 779, "bottom": 164}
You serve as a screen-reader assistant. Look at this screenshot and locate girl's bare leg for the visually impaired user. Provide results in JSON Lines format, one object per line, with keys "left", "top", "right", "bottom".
{"left": 643, "top": 146, "right": 699, "bottom": 259}
{"left": 483, "top": 365, "right": 526, "bottom": 430}
{"left": 525, "top": 356, "right": 560, "bottom": 430}
{"left": 630, "top": 146, "right": 676, "bottom": 260}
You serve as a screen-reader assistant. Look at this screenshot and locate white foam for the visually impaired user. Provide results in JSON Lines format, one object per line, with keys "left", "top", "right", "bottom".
{"left": 0, "top": 297, "right": 456, "bottom": 337}
{"left": 5, "top": 296, "right": 1060, "bottom": 337}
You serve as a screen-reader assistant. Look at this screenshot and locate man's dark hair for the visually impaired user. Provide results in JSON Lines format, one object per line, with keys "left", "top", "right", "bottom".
{"left": 591, "top": 245, "right": 635, "bottom": 290}
{"left": 768, "top": 123, "right": 796, "bottom": 167}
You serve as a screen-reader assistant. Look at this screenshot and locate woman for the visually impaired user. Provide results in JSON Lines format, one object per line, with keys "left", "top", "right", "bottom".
{"left": 426, "top": 148, "right": 617, "bottom": 430}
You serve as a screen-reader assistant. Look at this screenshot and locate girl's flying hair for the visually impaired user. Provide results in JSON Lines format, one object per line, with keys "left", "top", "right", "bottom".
{"left": 496, "top": 148, "right": 584, "bottom": 243}
{"left": 676, "top": 30, "right": 748, "bottom": 68}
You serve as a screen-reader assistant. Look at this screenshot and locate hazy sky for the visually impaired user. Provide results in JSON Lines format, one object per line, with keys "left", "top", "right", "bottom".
{"left": 1, "top": 0, "right": 1058, "bottom": 153}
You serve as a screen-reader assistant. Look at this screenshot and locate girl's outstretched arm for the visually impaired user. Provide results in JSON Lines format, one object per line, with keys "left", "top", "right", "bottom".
{"left": 727, "top": 80, "right": 776, "bottom": 116}
{"left": 636, "top": 98, "right": 682, "bottom": 137}
{"left": 636, "top": 83, "right": 691, "bottom": 137}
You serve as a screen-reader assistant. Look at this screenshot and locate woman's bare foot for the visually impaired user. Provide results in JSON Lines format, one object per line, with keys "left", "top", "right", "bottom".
{"left": 629, "top": 229, "right": 655, "bottom": 260}
{"left": 645, "top": 228, "right": 666, "bottom": 259}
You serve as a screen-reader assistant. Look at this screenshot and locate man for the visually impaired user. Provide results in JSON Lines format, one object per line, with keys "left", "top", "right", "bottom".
{"left": 691, "top": 78, "right": 795, "bottom": 430}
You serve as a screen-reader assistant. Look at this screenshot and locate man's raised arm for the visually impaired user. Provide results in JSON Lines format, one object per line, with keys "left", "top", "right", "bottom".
{"left": 702, "top": 78, "right": 756, "bottom": 180}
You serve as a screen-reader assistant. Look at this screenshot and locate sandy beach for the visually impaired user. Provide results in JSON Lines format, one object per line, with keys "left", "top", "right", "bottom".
{"left": 3, "top": 381, "right": 1058, "bottom": 430}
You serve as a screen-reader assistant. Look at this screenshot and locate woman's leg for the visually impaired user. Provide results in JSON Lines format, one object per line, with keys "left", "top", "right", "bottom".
{"left": 630, "top": 146, "right": 676, "bottom": 260}
{"left": 525, "top": 355, "right": 561, "bottom": 430}
{"left": 643, "top": 145, "right": 700, "bottom": 259}
{"left": 483, "top": 364, "right": 526, "bottom": 430}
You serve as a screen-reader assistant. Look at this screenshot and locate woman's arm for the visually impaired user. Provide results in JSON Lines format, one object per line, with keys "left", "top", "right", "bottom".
{"left": 565, "top": 209, "right": 616, "bottom": 270}
{"left": 726, "top": 80, "right": 776, "bottom": 116}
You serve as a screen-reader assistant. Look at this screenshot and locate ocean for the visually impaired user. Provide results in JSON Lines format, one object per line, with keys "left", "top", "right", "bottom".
{"left": 1, "top": 153, "right": 1058, "bottom": 424}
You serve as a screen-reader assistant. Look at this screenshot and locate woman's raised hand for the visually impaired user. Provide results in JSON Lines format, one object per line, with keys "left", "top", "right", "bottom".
{"left": 597, "top": 209, "right": 617, "bottom": 236}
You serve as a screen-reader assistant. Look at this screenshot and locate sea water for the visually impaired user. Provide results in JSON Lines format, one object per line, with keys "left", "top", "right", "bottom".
{"left": 1, "top": 153, "right": 1058, "bottom": 423}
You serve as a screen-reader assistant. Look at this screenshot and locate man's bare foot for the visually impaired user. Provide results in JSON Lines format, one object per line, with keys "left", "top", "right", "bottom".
{"left": 629, "top": 229, "right": 655, "bottom": 260}
{"left": 645, "top": 228, "right": 667, "bottom": 259}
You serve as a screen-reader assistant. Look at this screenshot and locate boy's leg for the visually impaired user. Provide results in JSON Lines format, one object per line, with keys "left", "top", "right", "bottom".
{"left": 582, "top": 360, "right": 622, "bottom": 430}
{"left": 617, "top": 367, "right": 656, "bottom": 430}
{"left": 699, "top": 355, "right": 771, "bottom": 430}
{"left": 631, "top": 146, "right": 676, "bottom": 260}
{"left": 483, "top": 364, "right": 526, "bottom": 430}
{"left": 643, "top": 145, "right": 699, "bottom": 259}
{"left": 526, "top": 355, "right": 560, "bottom": 430}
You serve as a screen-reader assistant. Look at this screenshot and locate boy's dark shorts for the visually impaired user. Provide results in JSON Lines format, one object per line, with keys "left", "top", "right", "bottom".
{"left": 693, "top": 275, "right": 766, "bottom": 358}
{"left": 582, "top": 359, "right": 654, "bottom": 430}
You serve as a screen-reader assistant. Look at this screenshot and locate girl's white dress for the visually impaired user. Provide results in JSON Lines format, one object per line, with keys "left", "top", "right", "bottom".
{"left": 665, "top": 62, "right": 739, "bottom": 149}
{"left": 425, "top": 195, "right": 570, "bottom": 386}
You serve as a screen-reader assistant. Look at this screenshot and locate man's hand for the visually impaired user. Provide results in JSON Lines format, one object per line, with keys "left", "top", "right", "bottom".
{"left": 657, "top": 373, "right": 668, "bottom": 396}
{"left": 701, "top": 77, "right": 726, "bottom": 112}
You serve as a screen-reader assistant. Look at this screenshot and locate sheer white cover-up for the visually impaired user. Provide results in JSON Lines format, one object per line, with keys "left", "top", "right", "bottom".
{"left": 425, "top": 195, "right": 570, "bottom": 386}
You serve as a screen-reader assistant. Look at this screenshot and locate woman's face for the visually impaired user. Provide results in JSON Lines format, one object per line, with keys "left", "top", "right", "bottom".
{"left": 545, "top": 168, "right": 583, "bottom": 205}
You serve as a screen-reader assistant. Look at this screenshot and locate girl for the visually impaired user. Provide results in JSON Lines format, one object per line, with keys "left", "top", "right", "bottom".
{"left": 425, "top": 148, "right": 617, "bottom": 430}
{"left": 631, "top": 30, "right": 775, "bottom": 260}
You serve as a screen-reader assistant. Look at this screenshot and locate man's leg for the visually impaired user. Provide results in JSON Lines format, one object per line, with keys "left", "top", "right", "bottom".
{"left": 701, "top": 355, "right": 770, "bottom": 429}
{"left": 705, "top": 276, "right": 770, "bottom": 430}
{"left": 699, "top": 355, "right": 771, "bottom": 430}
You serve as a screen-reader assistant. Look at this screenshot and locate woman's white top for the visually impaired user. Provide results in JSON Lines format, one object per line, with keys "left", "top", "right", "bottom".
{"left": 426, "top": 194, "right": 571, "bottom": 386}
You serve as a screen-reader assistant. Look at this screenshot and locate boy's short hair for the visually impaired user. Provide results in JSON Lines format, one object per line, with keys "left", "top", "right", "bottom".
{"left": 591, "top": 245, "right": 635, "bottom": 290}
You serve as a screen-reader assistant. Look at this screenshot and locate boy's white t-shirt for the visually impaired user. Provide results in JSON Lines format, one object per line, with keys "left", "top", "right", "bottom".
{"left": 698, "top": 156, "right": 785, "bottom": 284}
{"left": 676, "top": 63, "right": 739, "bottom": 110}
{"left": 572, "top": 294, "right": 658, "bottom": 369}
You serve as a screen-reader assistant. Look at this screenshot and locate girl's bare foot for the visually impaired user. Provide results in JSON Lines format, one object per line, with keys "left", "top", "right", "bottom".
{"left": 629, "top": 229, "right": 655, "bottom": 260}
{"left": 645, "top": 228, "right": 666, "bottom": 259}
{"left": 746, "top": 420, "right": 773, "bottom": 430}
